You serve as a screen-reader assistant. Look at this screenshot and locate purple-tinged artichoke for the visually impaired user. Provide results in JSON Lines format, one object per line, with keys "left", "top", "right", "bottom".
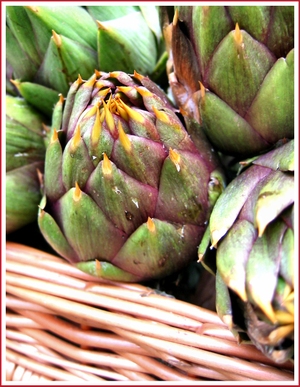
{"left": 199, "top": 139, "right": 295, "bottom": 363}
{"left": 161, "top": 5, "right": 294, "bottom": 157}
{"left": 38, "top": 71, "right": 225, "bottom": 282}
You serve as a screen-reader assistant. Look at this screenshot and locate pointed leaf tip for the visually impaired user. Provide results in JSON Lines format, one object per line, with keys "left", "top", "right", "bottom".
{"left": 51, "top": 129, "right": 58, "bottom": 143}
{"left": 72, "top": 125, "right": 81, "bottom": 149}
{"left": 118, "top": 121, "right": 131, "bottom": 152}
{"left": 52, "top": 30, "right": 62, "bottom": 47}
{"left": 96, "top": 20, "right": 106, "bottom": 30}
{"left": 133, "top": 70, "right": 144, "bottom": 81}
{"left": 102, "top": 153, "right": 112, "bottom": 176}
{"left": 153, "top": 106, "right": 168, "bottom": 123}
{"left": 199, "top": 82, "right": 206, "bottom": 99}
{"left": 234, "top": 23, "right": 244, "bottom": 50}
{"left": 169, "top": 148, "right": 181, "bottom": 172}
{"left": 147, "top": 217, "right": 156, "bottom": 233}
{"left": 173, "top": 8, "right": 179, "bottom": 26}
{"left": 73, "top": 182, "right": 82, "bottom": 202}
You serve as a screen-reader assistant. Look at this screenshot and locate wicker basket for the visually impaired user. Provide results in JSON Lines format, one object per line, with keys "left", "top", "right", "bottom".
{"left": 6, "top": 242, "right": 294, "bottom": 382}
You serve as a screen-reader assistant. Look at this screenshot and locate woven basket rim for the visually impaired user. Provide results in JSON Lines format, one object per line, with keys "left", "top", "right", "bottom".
{"left": 6, "top": 242, "right": 294, "bottom": 382}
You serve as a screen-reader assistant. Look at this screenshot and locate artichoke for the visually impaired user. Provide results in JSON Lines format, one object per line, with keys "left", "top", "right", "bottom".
{"left": 6, "top": 5, "right": 167, "bottom": 117}
{"left": 161, "top": 5, "right": 294, "bottom": 157}
{"left": 38, "top": 71, "right": 225, "bottom": 282}
{"left": 199, "top": 139, "right": 295, "bottom": 363}
{"left": 6, "top": 95, "right": 46, "bottom": 233}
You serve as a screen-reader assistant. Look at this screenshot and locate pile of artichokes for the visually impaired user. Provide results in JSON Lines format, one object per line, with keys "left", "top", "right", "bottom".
{"left": 5, "top": 5, "right": 295, "bottom": 364}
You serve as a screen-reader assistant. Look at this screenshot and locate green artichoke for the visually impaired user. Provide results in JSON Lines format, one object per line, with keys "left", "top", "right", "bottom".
{"left": 38, "top": 71, "right": 225, "bottom": 282}
{"left": 6, "top": 5, "right": 167, "bottom": 117}
{"left": 6, "top": 95, "right": 46, "bottom": 233}
{"left": 199, "top": 139, "right": 294, "bottom": 363}
{"left": 161, "top": 5, "right": 294, "bottom": 157}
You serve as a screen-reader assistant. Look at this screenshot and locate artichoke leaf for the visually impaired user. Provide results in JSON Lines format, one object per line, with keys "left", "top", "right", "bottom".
{"left": 86, "top": 5, "right": 139, "bottom": 21}
{"left": 11, "top": 80, "right": 59, "bottom": 117}
{"left": 97, "top": 12, "right": 157, "bottom": 75}
{"left": 279, "top": 227, "right": 294, "bottom": 288}
{"left": 215, "top": 270, "right": 235, "bottom": 333}
{"left": 246, "top": 221, "right": 287, "bottom": 323}
{"left": 6, "top": 7, "right": 43, "bottom": 68}
{"left": 113, "top": 219, "right": 203, "bottom": 280}
{"left": 38, "top": 201, "right": 80, "bottom": 263}
{"left": 76, "top": 261, "right": 141, "bottom": 282}
{"left": 200, "top": 91, "right": 270, "bottom": 156}
{"left": 209, "top": 165, "right": 272, "bottom": 247}
{"left": 35, "top": 34, "right": 98, "bottom": 97}
{"left": 7, "top": 162, "right": 44, "bottom": 234}
{"left": 112, "top": 135, "right": 166, "bottom": 188}
{"left": 254, "top": 170, "right": 294, "bottom": 236}
{"left": 55, "top": 187, "right": 127, "bottom": 262}
{"left": 62, "top": 129, "right": 95, "bottom": 191}
{"left": 206, "top": 29, "right": 275, "bottom": 116}
{"left": 192, "top": 6, "right": 233, "bottom": 79}
{"left": 25, "top": 6, "right": 98, "bottom": 50}
{"left": 227, "top": 6, "right": 271, "bottom": 43}
{"left": 44, "top": 131, "right": 65, "bottom": 202}
{"left": 253, "top": 139, "right": 294, "bottom": 172}
{"left": 156, "top": 150, "right": 210, "bottom": 225}
{"left": 245, "top": 49, "right": 294, "bottom": 143}
{"left": 6, "top": 26, "right": 38, "bottom": 81}
{"left": 217, "top": 219, "right": 257, "bottom": 302}
{"left": 86, "top": 158, "right": 157, "bottom": 235}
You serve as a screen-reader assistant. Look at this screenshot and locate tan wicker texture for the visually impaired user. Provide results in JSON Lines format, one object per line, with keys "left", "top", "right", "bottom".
{"left": 6, "top": 242, "right": 294, "bottom": 382}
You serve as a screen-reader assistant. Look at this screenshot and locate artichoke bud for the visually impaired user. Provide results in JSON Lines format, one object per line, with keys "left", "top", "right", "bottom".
{"left": 199, "top": 139, "right": 294, "bottom": 362}
{"left": 165, "top": 5, "right": 294, "bottom": 157}
{"left": 39, "top": 70, "right": 224, "bottom": 282}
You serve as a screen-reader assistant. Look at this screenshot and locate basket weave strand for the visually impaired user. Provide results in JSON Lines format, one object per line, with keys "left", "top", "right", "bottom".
{"left": 6, "top": 242, "right": 294, "bottom": 382}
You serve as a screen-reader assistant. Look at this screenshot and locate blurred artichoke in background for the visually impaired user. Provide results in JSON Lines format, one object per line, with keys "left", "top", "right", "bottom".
{"left": 6, "top": 5, "right": 167, "bottom": 117}
{"left": 6, "top": 95, "right": 46, "bottom": 233}
{"left": 199, "top": 139, "right": 295, "bottom": 363}
{"left": 161, "top": 5, "right": 294, "bottom": 157}
{"left": 38, "top": 71, "right": 225, "bottom": 282}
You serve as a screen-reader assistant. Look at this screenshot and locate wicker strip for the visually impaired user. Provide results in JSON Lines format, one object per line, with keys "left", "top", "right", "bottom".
{"left": 6, "top": 242, "right": 294, "bottom": 382}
